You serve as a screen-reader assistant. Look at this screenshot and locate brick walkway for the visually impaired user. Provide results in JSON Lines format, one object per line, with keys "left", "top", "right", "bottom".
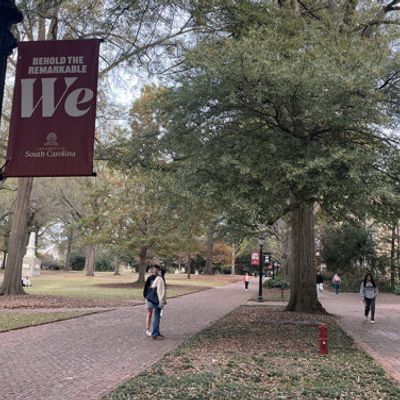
{"left": 3, "top": 283, "right": 399, "bottom": 399}
{"left": 0, "top": 280, "right": 255, "bottom": 400}
{"left": 320, "top": 290, "right": 400, "bottom": 385}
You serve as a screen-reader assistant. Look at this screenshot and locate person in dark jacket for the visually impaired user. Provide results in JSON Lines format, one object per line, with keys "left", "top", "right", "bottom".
{"left": 143, "top": 265, "right": 160, "bottom": 336}
{"left": 360, "top": 273, "right": 378, "bottom": 324}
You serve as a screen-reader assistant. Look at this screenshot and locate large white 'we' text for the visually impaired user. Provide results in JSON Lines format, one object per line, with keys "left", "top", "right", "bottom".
{"left": 21, "top": 77, "right": 94, "bottom": 118}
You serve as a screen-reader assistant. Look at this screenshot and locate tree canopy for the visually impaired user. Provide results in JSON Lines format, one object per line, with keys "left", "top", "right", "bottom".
{"left": 118, "top": 0, "right": 400, "bottom": 311}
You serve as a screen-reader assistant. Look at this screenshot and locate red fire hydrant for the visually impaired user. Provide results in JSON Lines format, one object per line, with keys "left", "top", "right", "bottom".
{"left": 319, "top": 324, "right": 328, "bottom": 355}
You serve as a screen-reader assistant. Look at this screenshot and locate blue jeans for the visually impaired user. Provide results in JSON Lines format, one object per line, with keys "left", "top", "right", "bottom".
{"left": 334, "top": 284, "right": 340, "bottom": 295}
{"left": 151, "top": 305, "right": 161, "bottom": 337}
{"left": 364, "top": 297, "right": 376, "bottom": 321}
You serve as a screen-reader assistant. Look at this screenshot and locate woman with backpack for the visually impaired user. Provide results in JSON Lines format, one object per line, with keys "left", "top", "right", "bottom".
{"left": 148, "top": 268, "right": 167, "bottom": 340}
{"left": 360, "top": 273, "right": 378, "bottom": 324}
{"left": 143, "top": 265, "right": 160, "bottom": 336}
{"left": 332, "top": 273, "right": 341, "bottom": 296}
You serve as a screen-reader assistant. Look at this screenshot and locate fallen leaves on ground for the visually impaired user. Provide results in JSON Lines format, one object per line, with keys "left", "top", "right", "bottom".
{"left": 0, "top": 294, "right": 141, "bottom": 309}
{"left": 106, "top": 305, "right": 400, "bottom": 400}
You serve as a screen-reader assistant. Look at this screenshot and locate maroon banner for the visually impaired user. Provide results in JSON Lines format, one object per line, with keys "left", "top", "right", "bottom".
{"left": 251, "top": 252, "right": 259, "bottom": 266}
{"left": 5, "top": 39, "right": 100, "bottom": 177}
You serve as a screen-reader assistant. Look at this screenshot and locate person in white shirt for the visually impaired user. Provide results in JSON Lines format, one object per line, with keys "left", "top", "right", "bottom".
{"left": 360, "top": 273, "right": 378, "bottom": 323}
{"left": 243, "top": 272, "right": 251, "bottom": 291}
{"left": 22, "top": 276, "right": 32, "bottom": 287}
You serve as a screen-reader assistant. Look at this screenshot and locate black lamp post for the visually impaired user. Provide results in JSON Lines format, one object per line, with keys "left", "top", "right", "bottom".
{"left": 272, "top": 260, "right": 275, "bottom": 280}
{"left": 257, "top": 236, "right": 265, "bottom": 302}
{"left": 0, "top": 0, "right": 23, "bottom": 128}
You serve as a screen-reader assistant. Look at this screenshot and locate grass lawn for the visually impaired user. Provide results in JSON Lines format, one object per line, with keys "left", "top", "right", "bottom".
{"left": 105, "top": 305, "right": 400, "bottom": 400}
{"left": 0, "top": 310, "right": 93, "bottom": 332}
{"left": 1, "top": 271, "right": 239, "bottom": 302}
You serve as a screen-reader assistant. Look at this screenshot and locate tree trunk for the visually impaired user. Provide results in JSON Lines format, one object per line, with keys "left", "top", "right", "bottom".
{"left": 64, "top": 226, "right": 73, "bottom": 272}
{"left": 0, "top": 178, "right": 34, "bottom": 295}
{"left": 204, "top": 225, "right": 214, "bottom": 275}
{"left": 84, "top": 244, "right": 96, "bottom": 276}
{"left": 397, "top": 222, "right": 400, "bottom": 285}
{"left": 390, "top": 225, "right": 396, "bottom": 290}
{"left": 285, "top": 225, "right": 293, "bottom": 281}
{"left": 137, "top": 246, "right": 147, "bottom": 284}
{"left": 113, "top": 263, "right": 121, "bottom": 276}
{"left": 285, "top": 203, "right": 326, "bottom": 313}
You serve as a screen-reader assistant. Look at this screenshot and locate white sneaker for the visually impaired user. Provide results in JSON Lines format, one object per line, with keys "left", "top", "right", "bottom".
{"left": 146, "top": 329, "right": 152, "bottom": 336}
{"left": 371, "top": 320, "right": 375, "bottom": 324}
{"left": 364, "top": 316, "right": 368, "bottom": 321}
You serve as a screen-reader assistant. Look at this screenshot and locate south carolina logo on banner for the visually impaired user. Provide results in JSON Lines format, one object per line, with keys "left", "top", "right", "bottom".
{"left": 5, "top": 39, "right": 100, "bottom": 177}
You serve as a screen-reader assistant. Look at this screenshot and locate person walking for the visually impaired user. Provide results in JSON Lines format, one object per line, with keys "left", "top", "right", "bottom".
{"left": 149, "top": 268, "right": 167, "bottom": 340}
{"left": 243, "top": 272, "right": 251, "bottom": 291}
{"left": 360, "top": 273, "right": 378, "bottom": 324}
{"left": 143, "top": 265, "right": 159, "bottom": 336}
{"left": 316, "top": 271, "right": 324, "bottom": 298}
{"left": 332, "top": 273, "right": 341, "bottom": 296}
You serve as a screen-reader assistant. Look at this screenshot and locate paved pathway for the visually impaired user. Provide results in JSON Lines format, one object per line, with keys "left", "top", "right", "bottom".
{"left": 2, "top": 283, "right": 399, "bottom": 399}
{"left": 0, "top": 281, "right": 256, "bottom": 400}
{"left": 320, "top": 290, "right": 400, "bottom": 384}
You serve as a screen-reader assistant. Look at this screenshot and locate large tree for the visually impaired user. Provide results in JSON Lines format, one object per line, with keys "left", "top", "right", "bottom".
{"left": 0, "top": 0, "right": 199, "bottom": 294}
{"left": 128, "top": 0, "right": 400, "bottom": 313}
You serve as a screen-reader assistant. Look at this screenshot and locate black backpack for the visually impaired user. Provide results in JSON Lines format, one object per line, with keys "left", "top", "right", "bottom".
{"left": 143, "top": 275, "right": 156, "bottom": 298}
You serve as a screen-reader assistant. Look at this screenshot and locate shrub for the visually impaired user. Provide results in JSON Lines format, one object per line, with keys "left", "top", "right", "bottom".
{"left": 70, "top": 253, "right": 85, "bottom": 271}
{"left": 40, "top": 260, "right": 62, "bottom": 270}
{"left": 95, "top": 252, "right": 116, "bottom": 272}
{"left": 214, "top": 264, "right": 232, "bottom": 275}
{"left": 265, "top": 275, "right": 290, "bottom": 289}
{"left": 327, "top": 269, "right": 392, "bottom": 293}
{"left": 320, "top": 223, "right": 376, "bottom": 272}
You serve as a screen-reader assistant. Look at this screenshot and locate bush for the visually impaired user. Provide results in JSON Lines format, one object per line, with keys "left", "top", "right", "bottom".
{"left": 376, "top": 278, "right": 394, "bottom": 293}
{"left": 265, "top": 275, "right": 290, "bottom": 289}
{"left": 191, "top": 254, "right": 206, "bottom": 273}
{"left": 395, "top": 287, "right": 400, "bottom": 296}
{"left": 95, "top": 252, "right": 116, "bottom": 272}
{"left": 40, "top": 260, "right": 62, "bottom": 270}
{"left": 326, "top": 269, "right": 392, "bottom": 293}
{"left": 214, "top": 264, "right": 232, "bottom": 275}
{"left": 70, "top": 254, "right": 85, "bottom": 271}
{"left": 320, "top": 223, "right": 376, "bottom": 271}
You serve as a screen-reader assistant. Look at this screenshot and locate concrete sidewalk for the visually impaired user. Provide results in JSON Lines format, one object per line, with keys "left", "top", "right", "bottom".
{"left": 0, "top": 280, "right": 255, "bottom": 400}
{"left": 320, "top": 290, "right": 400, "bottom": 385}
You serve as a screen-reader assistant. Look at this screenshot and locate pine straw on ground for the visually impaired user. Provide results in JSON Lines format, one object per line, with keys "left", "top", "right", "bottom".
{"left": 106, "top": 305, "right": 400, "bottom": 400}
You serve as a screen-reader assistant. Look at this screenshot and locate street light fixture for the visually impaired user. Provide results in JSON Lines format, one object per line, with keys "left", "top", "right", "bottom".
{"left": 257, "top": 236, "right": 265, "bottom": 302}
{"left": 0, "top": 0, "right": 23, "bottom": 127}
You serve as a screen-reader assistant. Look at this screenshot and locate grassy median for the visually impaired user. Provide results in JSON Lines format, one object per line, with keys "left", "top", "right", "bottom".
{"left": 105, "top": 305, "right": 400, "bottom": 400}
{"left": 21, "top": 271, "right": 233, "bottom": 299}
{"left": 0, "top": 271, "right": 239, "bottom": 307}
{"left": 0, "top": 311, "right": 93, "bottom": 332}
